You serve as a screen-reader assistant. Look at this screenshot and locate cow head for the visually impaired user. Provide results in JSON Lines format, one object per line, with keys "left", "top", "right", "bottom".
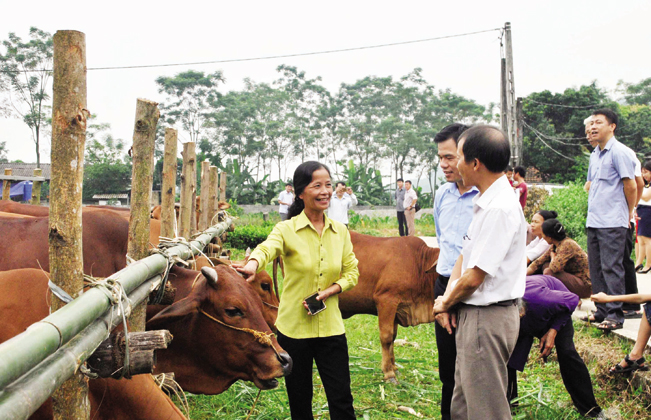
{"left": 147, "top": 265, "right": 291, "bottom": 394}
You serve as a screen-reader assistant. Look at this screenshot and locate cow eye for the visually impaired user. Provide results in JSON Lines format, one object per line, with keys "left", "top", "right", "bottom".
{"left": 225, "top": 308, "right": 244, "bottom": 317}
{"left": 261, "top": 283, "right": 271, "bottom": 292}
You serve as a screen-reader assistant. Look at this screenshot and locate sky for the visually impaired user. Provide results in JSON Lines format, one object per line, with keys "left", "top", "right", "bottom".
{"left": 1, "top": 0, "right": 650, "bottom": 182}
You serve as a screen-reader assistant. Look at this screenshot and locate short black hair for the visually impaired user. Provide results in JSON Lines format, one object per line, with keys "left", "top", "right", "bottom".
{"left": 336, "top": 181, "right": 346, "bottom": 187}
{"left": 542, "top": 218, "right": 567, "bottom": 241}
{"left": 514, "top": 166, "right": 526, "bottom": 178}
{"left": 405, "top": 180, "right": 412, "bottom": 185}
{"left": 434, "top": 123, "right": 470, "bottom": 145}
{"left": 591, "top": 108, "right": 619, "bottom": 130}
{"left": 459, "top": 125, "right": 510, "bottom": 174}
{"left": 506, "top": 166, "right": 513, "bottom": 172}
{"left": 397, "top": 178, "right": 404, "bottom": 182}
{"left": 285, "top": 182, "right": 292, "bottom": 186}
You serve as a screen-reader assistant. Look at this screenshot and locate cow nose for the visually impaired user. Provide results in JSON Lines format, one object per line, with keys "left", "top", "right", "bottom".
{"left": 277, "top": 351, "right": 292, "bottom": 376}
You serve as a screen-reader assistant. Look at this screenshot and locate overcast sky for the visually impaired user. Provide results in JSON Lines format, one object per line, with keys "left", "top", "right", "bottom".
{"left": 2, "top": 0, "right": 650, "bottom": 177}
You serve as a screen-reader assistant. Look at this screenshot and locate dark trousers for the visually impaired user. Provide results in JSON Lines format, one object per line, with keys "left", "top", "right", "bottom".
{"left": 623, "top": 222, "right": 640, "bottom": 311}
{"left": 397, "top": 211, "right": 408, "bottom": 236}
{"left": 276, "top": 331, "right": 355, "bottom": 420}
{"left": 507, "top": 322, "right": 602, "bottom": 417}
{"left": 587, "top": 227, "right": 627, "bottom": 324}
{"left": 434, "top": 275, "right": 455, "bottom": 420}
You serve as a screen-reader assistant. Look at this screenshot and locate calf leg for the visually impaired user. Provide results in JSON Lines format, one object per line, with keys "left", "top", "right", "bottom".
{"left": 377, "top": 300, "right": 400, "bottom": 383}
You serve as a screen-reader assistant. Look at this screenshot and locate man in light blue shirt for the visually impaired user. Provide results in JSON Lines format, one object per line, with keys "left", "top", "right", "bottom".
{"left": 432, "top": 123, "right": 478, "bottom": 420}
{"left": 586, "top": 109, "right": 637, "bottom": 330}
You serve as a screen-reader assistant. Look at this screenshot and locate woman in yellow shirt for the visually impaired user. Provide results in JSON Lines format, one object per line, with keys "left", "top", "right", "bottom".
{"left": 236, "top": 161, "right": 359, "bottom": 420}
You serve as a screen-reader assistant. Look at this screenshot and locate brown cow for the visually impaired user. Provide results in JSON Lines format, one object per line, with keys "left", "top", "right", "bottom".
{"left": 0, "top": 269, "right": 186, "bottom": 420}
{"left": 338, "top": 232, "right": 440, "bottom": 383}
{"left": 0, "top": 210, "right": 128, "bottom": 278}
{"left": 147, "top": 265, "right": 291, "bottom": 394}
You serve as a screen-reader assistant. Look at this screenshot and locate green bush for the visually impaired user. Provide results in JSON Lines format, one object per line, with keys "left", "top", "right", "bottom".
{"left": 224, "top": 224, "right": 273, "bottom": 250}
{"left": 543, "top": 182, "right": 588, "bottom": 249}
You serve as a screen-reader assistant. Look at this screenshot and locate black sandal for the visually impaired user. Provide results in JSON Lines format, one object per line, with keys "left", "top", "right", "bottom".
{"left": 596, "top": 319, "right": 623, "bottom": 331}
{"left": 609, "top": 355, "right": 649, "bottom": 374}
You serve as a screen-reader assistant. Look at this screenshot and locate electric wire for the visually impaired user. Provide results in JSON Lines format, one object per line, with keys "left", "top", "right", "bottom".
{"left": 522, "top": 98, "right": 603, "bottom": 109}
{"left": 524, "top": 123, "right": 577, "bottom": 161}
{"left": 0, "top": 27, "right": 502, "bottom": 74}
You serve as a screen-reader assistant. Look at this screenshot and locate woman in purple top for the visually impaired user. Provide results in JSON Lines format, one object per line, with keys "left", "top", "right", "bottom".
{"left": 508, "top": 275, "right": 604, "bottom": 418}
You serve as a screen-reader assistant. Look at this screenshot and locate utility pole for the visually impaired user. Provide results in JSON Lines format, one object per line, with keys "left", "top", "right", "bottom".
{"left": 503, "top": 22, "right": 520, "bottom": 167}
{"left": 500, "top": 58, "right": 508, "bottom": 134}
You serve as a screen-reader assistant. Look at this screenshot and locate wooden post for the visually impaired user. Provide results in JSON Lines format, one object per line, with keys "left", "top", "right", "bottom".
{"left": 49, "top": 29, "right": 89, "bottom": 420}
{"left": 31, "top": 168, "right": 42, "bottom": 204}
{"left": 209, "top": 166, "right": 218, "bottom": 226}
{"left": 2, "top": 169, "right": 11, "bottom": 200}
{"left": 127, "top": 98, "right": 159, "bottom": 332}
{"left": 516, "top": 97, "right": 524, "bottom": 167}
{"left": 219, "top": 171, "right": 227, "bottom": 202}
{"left": 178, "top": 142, "right": 196, "bottom": 239}
{"left": 191, "top": 190, "right": 198, "bottom": 236}
{"left": 500, "top": 57, "right": 508, "bottom": 135}
{"left": 199, "top": 160, "right": 210, "bottom": 231}
{"left": 160, "top": 128, "right": 178, "bottom": 239}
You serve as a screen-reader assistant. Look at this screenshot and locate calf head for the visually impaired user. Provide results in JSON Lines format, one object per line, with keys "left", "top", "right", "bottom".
{"left": 147, "top": 266, "right": 291, "bottom": 394}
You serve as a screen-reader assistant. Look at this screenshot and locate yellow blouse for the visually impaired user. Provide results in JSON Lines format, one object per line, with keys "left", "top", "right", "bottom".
{"left": 249, "top": 211, "right": 359, "bottom": 339}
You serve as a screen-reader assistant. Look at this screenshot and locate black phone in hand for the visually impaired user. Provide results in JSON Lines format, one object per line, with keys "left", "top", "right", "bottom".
{"left": 304, "top": 292, "right": 326, "bottom": 315}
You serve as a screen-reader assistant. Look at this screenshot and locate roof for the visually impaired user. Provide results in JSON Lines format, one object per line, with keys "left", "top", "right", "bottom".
{"left": 0, "top": 163, "right": 51, "bottom": 180}
{"left": 92, "top": 194, "right": 129, "bottom": 199}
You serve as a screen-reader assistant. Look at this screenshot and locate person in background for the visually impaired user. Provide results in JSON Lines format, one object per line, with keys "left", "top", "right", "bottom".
{"left": 513, "top": 166, "right": 528, "bottom": 210}
{"left": 328, "top": 181, "right": 357, "bottom": 227}
{"left": 508, "top": 275, "right": 606, "bottom": 419}
{"left": 584, "top": 109, "right": 637, "bottom": 331}
{"left": 403, "top": 180, "right": 418, "bottom": 237}
{"left": 434, "top": 125, "right": 526, "bottom": 420}
{"left": 278, "top": 182, "right": 295, "bottom": 221}
{"left": 526, "top": 210, "right": 557, "bottom": 265}
{"left": 432, "top": 122, "right": 476, "bottom": 420}
{"left": 395, "top": 178, "right": 407, "bottom": 236}
{"left": 506, "top": 166, "right": 514, "bottom": 186}
{"left": 635, "top": 160, "right": 651, "bottom": 273}
{"left": 236, "top": 161, "right": 359, "bottom": 420}
{"left": 527, "top": 219, "right": 591, "bottom": 298}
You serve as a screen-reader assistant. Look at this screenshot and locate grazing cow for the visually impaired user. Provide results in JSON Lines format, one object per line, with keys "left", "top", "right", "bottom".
{"left": 338, "top": 232, "right": 440, "bottom": 383}
{"left": 0, "top": 210, "right": 128, "bottom": 278}
{"left": 0, "top": 269, "right": 186, "bottom": 420}
{"left": 147, "top": 265, "right": 291, "bottom": 394}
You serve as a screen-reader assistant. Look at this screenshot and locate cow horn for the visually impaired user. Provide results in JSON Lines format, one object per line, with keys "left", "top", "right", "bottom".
{"left": 201, "top": 267, "right": 219, "bottom": 287}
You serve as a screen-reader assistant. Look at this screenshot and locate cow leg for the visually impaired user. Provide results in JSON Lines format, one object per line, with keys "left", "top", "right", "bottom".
{"left": 377, "top": 300, "right": 400, "bottom": 383}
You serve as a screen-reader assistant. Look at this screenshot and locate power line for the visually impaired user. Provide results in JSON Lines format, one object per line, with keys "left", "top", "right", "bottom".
{"left": 0, "top": 27, "right": 502, "bottom": 74}
{"left": 524, "top": 123, "right": 576, "bottom": 161}
{"left": 522, "top": 121, "right": 586, "bottom": 146}
{"left": 522, "top": 98, "right": 603, "bottom": 109}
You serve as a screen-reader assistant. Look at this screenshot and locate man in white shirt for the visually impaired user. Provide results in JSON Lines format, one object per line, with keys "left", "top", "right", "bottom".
{"left": 403, "top": 180, "right": 418, "bottom": 237}
{"left": 434, "top": 125, "right": 526, "bottom": 420}
{"left": 328, "top": 181, "right": 357, "bottom": 226}
{"left": 278, "top": 183, "right": 294, "bottom": 221}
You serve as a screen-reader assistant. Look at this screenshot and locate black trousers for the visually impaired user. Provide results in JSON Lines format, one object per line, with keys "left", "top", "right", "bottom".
{"left": 434, "top": 275, "right": 456, "bottom": 420}
{"left": 277, "top": 331, "right": 355, "bottom": 420}
{"left": 507, "top": 322, "right": 602, "bottom": 417}
{"left": 587, "top": 227, "right": 627, "bottom": 324}
{"left": 623, "top": 222, "right": 640, "bottom": 311}
{"left": 397, "top": 211, "right": 408, "bottom": 236}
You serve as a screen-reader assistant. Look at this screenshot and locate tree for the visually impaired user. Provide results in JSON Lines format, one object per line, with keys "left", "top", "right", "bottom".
{"left": 0, "top": 27, "right": 53, "bottom": 167}
{"left": 619, "top": 77, "right": 651, "bottom": 106}
{"left": 156, "top": 70, "right": 224, "bottom": 144}
{"left": 0, "top": 141, "right": 8, "bottom": 163}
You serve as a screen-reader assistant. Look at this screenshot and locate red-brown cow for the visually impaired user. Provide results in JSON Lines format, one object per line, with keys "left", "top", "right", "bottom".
{"left": 0, "top": 269, "right": 186, "bottom": 420}
{"left": 0, "top": 210, "right": 128, "bottom": 278}
{"left": 339, "top": 232, "right": 440, "bottom": 383}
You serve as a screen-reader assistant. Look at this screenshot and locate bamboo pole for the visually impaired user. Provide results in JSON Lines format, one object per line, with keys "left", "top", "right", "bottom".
{"left": 49, "top": 29, "right": 89, "bottom": 420}
{"left": 199, "top": 160, "right": 210, "bottom": 230}
{"left": 127, "top": 99, "right": 159, "bottom": 332}
{"left": 209, "top": 166, "right": 218, "bottom": 225}
{"left": 219, "top": 171, "right": 227, "bottom": 203}
{"left": 160, "top": 128, "right": 178, "bottom": 239}
{"left": 2, "top": 169, "right": 11, "bottom": 200}
{"left": 178, "top": 142, "right": 196, "bottom": 239}
{"left": 31, "top": 168, "right": 42, "bottom": 205}
{"left": 0, "top": 218, "right": 233, "bottom": 394}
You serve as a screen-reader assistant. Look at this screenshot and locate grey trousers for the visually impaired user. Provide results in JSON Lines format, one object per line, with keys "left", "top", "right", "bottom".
{"left": 451, "top": 303, "right": 520, "bottom": 420}
{"left": 587, "top": 227, "right": 627, "bottom": 324}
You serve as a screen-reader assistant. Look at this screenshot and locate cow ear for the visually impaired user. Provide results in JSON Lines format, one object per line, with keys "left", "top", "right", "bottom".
{"left": 201, "top": 267, "right": 219, "bottom": 288}
{"left": 424, "top": 247, "right": 440, "bottom": 273}
{"left": 147, "top": 297, "right": 199, "bottom": 330}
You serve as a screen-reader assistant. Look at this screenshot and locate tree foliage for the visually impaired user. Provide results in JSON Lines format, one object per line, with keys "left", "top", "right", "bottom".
{"left": 0, "top": 141, "right": 8, "bottom": 163}
{"left": 0, "top": 27, "right": 53, "bottom": 167}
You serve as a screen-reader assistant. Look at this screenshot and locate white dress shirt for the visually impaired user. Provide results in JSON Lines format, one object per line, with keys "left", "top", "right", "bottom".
{"left": 451, "top": 175, "right": 527, "bottom": 306}
{"left": 526, "top": 236, "right": 551, "bottom": 262}
{"left": 278, "top": 191, "right": 294, "bottom": 214}
{"left": 328, "top": 193, "right": 357, "bottom": 224}
{"left": 403, "top": 188, "right": 418, "bottom": 209}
